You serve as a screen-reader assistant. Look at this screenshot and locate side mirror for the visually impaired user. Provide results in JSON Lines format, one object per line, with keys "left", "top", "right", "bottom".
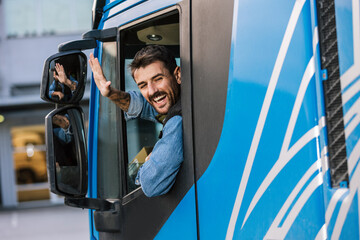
{"left": 45, "top": 106, "right": 87, "bottom": 197}
{"left": 41, "top": 51, "right": 87, "bottom": 104}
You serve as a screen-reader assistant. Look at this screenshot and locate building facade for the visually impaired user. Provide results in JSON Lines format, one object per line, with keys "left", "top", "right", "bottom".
{"left": 0, "top": 0, "right": 92, "bottom": 208}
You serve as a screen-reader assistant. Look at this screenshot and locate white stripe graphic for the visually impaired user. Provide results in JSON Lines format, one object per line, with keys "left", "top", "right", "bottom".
{"left": 341, "top": 65, "right": 359, "bottom": 90}
{"left": 312, "top": 27, "right": 319, "bottom": 55}
{"left": 225, "top": 1, "right": 306, "bottom": 239}
{"left": 342, "top": 78, "right": 360, "bottom": 104}
{"left": 347, "top": 139, "right": 360, "bottom": 174}
{"left": 242, "top": 57, "right": 316, "bottom": 228}
{"left": 315, "top": 224, "right": 327, "bottom": 240}
{"left": 331, "top": 162, "right": 360, "bottom": 240}
{"left": 340, "top": 0, "right": 360, "bottom": 90}
{"left": 279, "top": 172, "right": 323, "bottom": 238}
{"left": 325, "top": 189, "right": 348, "bottom": 224}
{"left": 321, "top": 146, "right": 329, "bottom": 175}
{"left": 344, "top": 98, "right": 360, "bottom": 139}
{"left": 265, "top": 160, "right": 322, "bottom": 239}
{"left": 352, "top": 0, "right": 360, "bottom": 65}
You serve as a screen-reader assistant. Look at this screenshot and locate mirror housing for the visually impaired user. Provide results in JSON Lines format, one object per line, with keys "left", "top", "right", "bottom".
{"left": 41, "top": 51, "right": 87, "bottom": 104}
{"left": 45, "top": 106, "right": 87, "bottom": 197}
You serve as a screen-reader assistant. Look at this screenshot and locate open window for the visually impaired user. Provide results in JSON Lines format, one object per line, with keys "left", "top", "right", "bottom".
{"left": 119, "top": 10, "right": 180, "bottom": 195}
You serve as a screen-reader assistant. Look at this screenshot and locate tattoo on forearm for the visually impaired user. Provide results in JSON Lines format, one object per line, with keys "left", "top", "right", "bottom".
{"left": 69, "top": 81, "right": 77, "bottom": 91}
{"left": 108, "top": 88, "right": 130, "bottom": 112}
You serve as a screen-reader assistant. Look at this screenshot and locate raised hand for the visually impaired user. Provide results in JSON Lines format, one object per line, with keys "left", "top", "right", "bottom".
{"left": 88, "top": 53, "right": 112, "bottom": 97}
{"left": 55, "top": 63, "right": 68, "bottom": 85}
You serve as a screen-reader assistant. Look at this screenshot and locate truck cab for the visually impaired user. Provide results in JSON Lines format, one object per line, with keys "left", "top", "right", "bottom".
{"left": 40, "top": 0, "right": 360, "bottom": 239}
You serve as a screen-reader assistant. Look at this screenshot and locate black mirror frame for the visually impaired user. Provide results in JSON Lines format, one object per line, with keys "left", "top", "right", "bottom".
{"left": 41, "top": 50, "right": 87, "bottom": 104}
{"left": 45, "top": 105, "right": 88, "bottom": 198}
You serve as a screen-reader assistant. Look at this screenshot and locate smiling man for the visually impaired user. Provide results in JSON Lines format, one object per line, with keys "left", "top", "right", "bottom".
{"left": 89, "top": 45, "right": 183, "bottom": 197}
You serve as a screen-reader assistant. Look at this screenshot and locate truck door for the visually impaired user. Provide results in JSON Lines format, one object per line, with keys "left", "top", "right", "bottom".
{"left": 89, "top": 6, "right": 198, "bottom": 240}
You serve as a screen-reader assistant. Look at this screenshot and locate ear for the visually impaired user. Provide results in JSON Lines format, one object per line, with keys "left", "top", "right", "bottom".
{"left": 174, "top": 66, "right": 181, "bottom": 84}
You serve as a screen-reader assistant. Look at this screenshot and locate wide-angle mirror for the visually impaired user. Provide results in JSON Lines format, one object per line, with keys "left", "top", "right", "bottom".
{"left": 45, "top": 106, "right": 87, "bottom": 197}
{"left": 41, "top": 51, "right": 87, "bottom": 104}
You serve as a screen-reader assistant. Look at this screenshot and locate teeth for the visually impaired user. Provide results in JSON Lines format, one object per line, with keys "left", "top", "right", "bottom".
{"left": 154, "top": 95, "right": 165, "bottom": 102}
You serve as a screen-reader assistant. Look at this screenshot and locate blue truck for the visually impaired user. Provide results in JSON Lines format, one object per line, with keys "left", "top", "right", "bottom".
{"left": 40, "top": 0, "right": 360, "bottom": 239}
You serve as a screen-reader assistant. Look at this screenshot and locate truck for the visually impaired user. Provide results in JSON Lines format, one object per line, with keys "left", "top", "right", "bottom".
{"left": 40, "top": 0, "right": 360, "bottom": 239}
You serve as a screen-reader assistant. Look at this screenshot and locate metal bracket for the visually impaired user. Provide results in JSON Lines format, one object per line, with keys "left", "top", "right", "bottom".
{"left": 58, "top": 27, "right": 117, "bottom": 52}
{"left": 65, "top": 197, "right": 122, "bottom": 232}
{"left": 82, "top": 27, "right": 117, "bottom": 42}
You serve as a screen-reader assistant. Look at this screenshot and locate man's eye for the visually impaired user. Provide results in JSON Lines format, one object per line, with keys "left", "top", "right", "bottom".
{"left": 139, "top": 84, "right": 146, "bottom": 89}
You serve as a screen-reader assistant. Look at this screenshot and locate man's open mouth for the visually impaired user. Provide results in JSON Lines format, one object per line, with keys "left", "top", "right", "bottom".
{"left": 153, "top": 94, "right": 166, "bottom": 103}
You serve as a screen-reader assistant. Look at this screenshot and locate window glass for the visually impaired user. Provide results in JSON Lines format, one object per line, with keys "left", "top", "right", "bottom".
{"left": 11, "top": 125, "right": 49, "bottom": 202}
{"left": 121, "top": 12, "right": 180, "bottom": 194}
{"left": 4, "top": 0, "right": 92, "bottom": 38}
{"left": 97, "top": 42, "right": 122, "bottom": 199}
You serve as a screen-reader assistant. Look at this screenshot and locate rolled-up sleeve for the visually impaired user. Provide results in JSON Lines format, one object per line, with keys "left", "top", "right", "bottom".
{"left": 136, "top": 116, "right": 183, "bottom": 197}
{"left": 125, "top": 91, "right": 158, "bottom": 122}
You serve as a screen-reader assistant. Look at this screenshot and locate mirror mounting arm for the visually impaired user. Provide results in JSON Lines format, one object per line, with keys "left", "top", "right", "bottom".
{"left": 65, "top": 197, "right": 122, "bottom": 232}
{"left": 58, "top": 27, "right": 117, "bottom": 52}
{"left": 65, "top": 197, "right": 115, "bottom": 211}
{"left": 82, "top": 27, "right": 117, "bottom": 42}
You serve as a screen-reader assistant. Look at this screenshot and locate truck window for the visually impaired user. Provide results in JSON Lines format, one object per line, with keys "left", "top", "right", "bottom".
{"left": 119, "top": 11, "right": 180, "bottom": 194}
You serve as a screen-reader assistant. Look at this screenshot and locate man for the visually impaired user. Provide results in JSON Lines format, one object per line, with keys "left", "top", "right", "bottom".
{"left": 89, "top": 45, "right": 183, "bottom": 197}
{"left": 49, "top": 63, "right": 78, "bottom": 101}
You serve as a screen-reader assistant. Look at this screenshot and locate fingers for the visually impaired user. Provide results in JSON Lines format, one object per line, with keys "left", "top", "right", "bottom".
{"left": 55, "top": 63, "right": 65, "bottom": 74}
{"left": 145, "top": 153, "right": 152, "bottom": 162}
{"left": 53, "top": 71, "right": 59, "bottom": 81}
{"left": 88, "top": 53, "right": 112, "bottom": 97}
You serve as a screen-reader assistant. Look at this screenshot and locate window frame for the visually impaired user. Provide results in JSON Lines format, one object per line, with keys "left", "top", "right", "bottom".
{"left": 116, "top": 6, "right": 181, "bottom": 202}
{"left": 96, "top": 41, "right": 124, "bottom": 199}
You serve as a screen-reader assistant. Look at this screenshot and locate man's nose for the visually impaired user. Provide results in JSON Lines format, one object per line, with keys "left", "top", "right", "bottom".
{"left": 148, "top": 82, "right": 157, "bottom": 96}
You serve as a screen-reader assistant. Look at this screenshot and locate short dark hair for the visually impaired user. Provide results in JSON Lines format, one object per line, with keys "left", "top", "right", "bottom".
{"left": 130, "top": 45, "right": 177, "bottom": 79}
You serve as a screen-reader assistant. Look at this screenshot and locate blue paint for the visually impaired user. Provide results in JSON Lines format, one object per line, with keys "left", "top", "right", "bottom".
{"left": 84, "top": 0, "right": 360, "bottom": 239}
{"left": 335, "top": 0, "right": 354, "bottom": 76}
{"left": 155, "top": 187, "right": 197, "bottom": 239}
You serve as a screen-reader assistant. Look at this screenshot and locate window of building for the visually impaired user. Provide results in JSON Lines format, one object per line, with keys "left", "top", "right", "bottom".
{"left": 11, "top": 125, "right": 49, "bottom": 202}
{"left": 4, "top": 0, "right": 92, "bottom": 38}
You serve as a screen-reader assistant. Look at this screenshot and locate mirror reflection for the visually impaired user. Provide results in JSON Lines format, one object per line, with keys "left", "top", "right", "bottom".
{"left": 48, "top": 54, "right": 85, "bottom": 103}
{"left": 52, "top": 110, "right": 80, "bottom": 195}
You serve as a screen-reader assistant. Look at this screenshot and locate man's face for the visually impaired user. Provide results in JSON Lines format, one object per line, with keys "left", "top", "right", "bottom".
{"left": 134, "top": 61, "right": 181, "bottom": 115}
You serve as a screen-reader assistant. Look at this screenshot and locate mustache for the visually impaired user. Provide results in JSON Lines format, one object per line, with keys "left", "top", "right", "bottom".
{"left": 149, "top": 91, "right": 167, "bottom": 102}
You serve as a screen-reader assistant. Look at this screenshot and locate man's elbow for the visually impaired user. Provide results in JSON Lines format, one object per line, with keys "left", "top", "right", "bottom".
{"left": 141, "top": 180, "right": 173, "bottom": 197}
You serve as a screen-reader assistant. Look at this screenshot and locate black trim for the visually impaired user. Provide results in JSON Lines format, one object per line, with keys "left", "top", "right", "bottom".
{"left": 83, "top": 27, "right": 118, "bottom": 42}
{"left": 58, "top": 39, "right": 97, "bottom": 52}
{"left": 40, "top": 51, "right": 87, "bottom": 105}
{"left": 92, "top": 0, "right": 106, "bottom": 30}
{"left": 317, "top": 0, "right": 349, "bottom": 188}
{"left": 45, "top": 105, "right": 87, "bottom": 198}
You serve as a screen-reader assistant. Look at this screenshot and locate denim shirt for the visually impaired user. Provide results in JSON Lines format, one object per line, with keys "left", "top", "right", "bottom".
{"left": 125, "top": 91, "right": 183, "bottom": 197}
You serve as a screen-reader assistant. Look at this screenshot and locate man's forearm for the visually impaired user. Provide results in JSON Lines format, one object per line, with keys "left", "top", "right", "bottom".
{"left": 107, "top": 87, "right": 131, "bottom": 112}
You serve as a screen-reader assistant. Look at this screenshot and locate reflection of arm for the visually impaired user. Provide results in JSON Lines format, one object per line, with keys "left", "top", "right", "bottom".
{"left": 135, "top": 116, "right": 183, "bottom": 197}
{"left": 53, "top": 114, "right": 73, "bottom": 144}
{"left": 49, "top": 80, "right": 61, "bottom": 99}
{"left": 68, "top": 76, "right": 78, "bottom": 92}
{"left": 55, "top": 63, "right": 77, "bottom": 91}
{"left": 53, "top": 127, "right": 73, "bottom": 144}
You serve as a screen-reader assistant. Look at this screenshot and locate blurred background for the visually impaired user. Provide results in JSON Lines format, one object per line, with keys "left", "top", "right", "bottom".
{"left": 0, "top": 0, "right": 94, "bottom": 238}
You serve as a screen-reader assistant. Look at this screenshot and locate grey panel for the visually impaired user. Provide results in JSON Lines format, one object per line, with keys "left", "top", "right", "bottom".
{"left": 192, "top": 0, "right": 234, "bottom": 179}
